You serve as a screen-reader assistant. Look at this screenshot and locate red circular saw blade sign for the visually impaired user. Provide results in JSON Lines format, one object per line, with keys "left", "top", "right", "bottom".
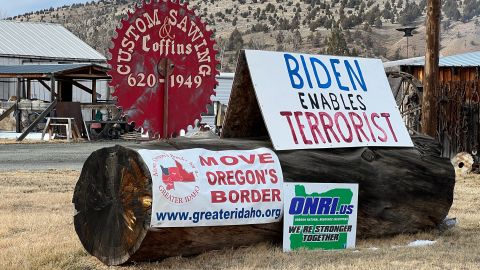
{"left": 109, "top": 0, "right": 219, "bottom": 138}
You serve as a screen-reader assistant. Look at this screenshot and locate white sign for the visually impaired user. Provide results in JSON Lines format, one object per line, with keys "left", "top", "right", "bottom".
{"left": 244, "top": 50, "right": 413, "bottom": 150}
{"left": 138, "top": 148, "right": 284, "bottom": 227}
{"left": 283, "top": 183, "right": 358, "bottom": 252}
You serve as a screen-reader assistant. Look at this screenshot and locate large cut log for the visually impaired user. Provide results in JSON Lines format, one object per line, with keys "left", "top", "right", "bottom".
{"left": 73, "top": 135, "right": 455, "bottom": 265}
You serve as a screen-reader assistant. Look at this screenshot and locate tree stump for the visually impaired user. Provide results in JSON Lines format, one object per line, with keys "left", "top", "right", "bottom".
{"left": 73, "top": 135, "right": 455, "bottom": 265}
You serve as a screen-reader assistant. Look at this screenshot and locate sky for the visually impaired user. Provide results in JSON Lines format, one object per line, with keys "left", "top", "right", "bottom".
{"left": 0, "top": 0, "right": 91, "bottom": 18}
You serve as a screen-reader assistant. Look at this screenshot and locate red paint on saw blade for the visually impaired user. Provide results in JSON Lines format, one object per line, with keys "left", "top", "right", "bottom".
{"left": 108, "top": 0, "right": 219, "bottom": 138}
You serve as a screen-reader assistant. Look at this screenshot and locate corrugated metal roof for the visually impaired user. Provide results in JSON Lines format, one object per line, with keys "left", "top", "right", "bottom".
{"left": 384, "top": 51, "right": 480, "bottom": 68}
{"left": 213, "top": 73, "right": 234, "bottom": 105}
{"left": 0, "top": 64, "right": 104, "bottom": 75}
{"left": 383, "top": 56, "right": 425, "bottom": 68}
{"left": 0, "top": 21, "right": 106, "bottom": 62}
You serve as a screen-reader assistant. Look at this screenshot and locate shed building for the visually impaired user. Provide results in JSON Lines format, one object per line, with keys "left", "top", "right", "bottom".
{"left": 0, "top": 20, "right": 108, "bottom": 106}
{"left": 384, "top": 51, "right": 480, "bottom": 157}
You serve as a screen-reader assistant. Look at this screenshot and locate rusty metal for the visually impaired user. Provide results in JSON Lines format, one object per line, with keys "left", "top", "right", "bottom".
{"left": 109, "top": 0, "right": 219, "bottom": 138}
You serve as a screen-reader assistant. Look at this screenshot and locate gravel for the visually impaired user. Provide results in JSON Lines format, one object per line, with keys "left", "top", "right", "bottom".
{"left": 0, "top": 141, "right": 144, "bottom": 171}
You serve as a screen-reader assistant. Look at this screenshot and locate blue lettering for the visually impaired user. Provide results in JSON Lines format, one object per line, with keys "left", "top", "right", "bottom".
{"left": 310, "top": 57, "right": 332, "bottom": 89}
{"left": 345, "top": 60, "right": 367, "bottom": 91}
{"left": 300, "top": 55, "right": 313, "bottom": 88}
{"left": 289, "top": 197, "right": 305, "bottom": 214}
{"left": 303, "top": 197, "right": 319, "bottom": 215}
{"left": 317, "top": 197, "right": 332, "bottom": 214}
{"left": 284, "top": 54, "right": 303, "bottom": 89}
{"left": 330, "top": 58, "right": 349, "bottom": 91}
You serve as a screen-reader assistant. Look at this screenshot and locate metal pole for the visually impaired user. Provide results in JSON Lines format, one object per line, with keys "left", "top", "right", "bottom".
{"left": 406, "top": 37, "right": 409, "bottom": 58}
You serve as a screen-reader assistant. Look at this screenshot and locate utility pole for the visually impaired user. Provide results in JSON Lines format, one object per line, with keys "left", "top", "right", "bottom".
{"left": 421, "top": 0, "right": 440, "bottom": 137}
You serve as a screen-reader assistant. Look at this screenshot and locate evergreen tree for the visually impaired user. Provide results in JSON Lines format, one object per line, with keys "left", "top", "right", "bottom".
{"left": 227, "top": 28, "right": 244, "bottom": 51}
{"left": 326, "top": 26, "right": 349, "bottom": 56}
{"left": 462, "top": 0, "right": 480, "bottom": 22}
{"left": 443, "top": 0, "right": 461, "bottom": 21}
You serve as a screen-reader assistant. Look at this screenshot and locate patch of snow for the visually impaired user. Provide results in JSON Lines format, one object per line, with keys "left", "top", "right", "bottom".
{"left": 407, "top": 240, "right": 437, "bottom": 247}
{"left": 0, "top": 132, "right": 49, "bottom": 141}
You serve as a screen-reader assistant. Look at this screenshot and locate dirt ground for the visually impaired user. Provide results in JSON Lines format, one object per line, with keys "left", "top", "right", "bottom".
{"left": 0, "top": 170, "right": 479, "bottom": 270}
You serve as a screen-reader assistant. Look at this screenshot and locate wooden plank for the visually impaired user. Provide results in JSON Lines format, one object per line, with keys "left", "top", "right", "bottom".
{"left": 0, "top": 74, "right": 49, "bottom": 79}
{"left": 92, "top": 79, "right": 97, "bottom": 120}
{"left": 0, "top": 103, "right": 16, "bottom": 122}
{"left": 17, "top": 100, "right": 57, "bottom": 141}
{"left": 50, "top": 76, "right": 56, "bottom": 102}
{"left": 69, "top": 80, "right": 93, "bottom": 95}
{"left": 27, "top": 79, "right": 31, "bottom": 99}
{"left": 15, "top": 78, "right": 21, "bottom": 133}
{"left": 221, "top": 50, "right": 268, "bottom": 139}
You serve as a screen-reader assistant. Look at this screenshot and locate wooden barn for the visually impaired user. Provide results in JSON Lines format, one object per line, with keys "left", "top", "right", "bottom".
{"left": 384, "top": 51, "right": 480, "bottom": 158}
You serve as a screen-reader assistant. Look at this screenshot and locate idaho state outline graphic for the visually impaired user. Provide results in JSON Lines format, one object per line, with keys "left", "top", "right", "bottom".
{"left": 160, "top": 160, "right": 196, "bottom": 190}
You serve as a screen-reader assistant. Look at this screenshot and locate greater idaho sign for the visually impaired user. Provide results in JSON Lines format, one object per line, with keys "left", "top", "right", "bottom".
{"left": 283, "top": 183, "right": 358, "bottom": 251}
{"left": 138, "top": 148, "right": 283, "bottom": 227}
{"left": 243, "top": 50, "right": 413, "bottom": 150}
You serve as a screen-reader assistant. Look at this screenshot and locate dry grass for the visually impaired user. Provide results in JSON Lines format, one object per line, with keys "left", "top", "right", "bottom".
{"left": 0, "top": 170, "right": 479, "bottom": 270}
{"left": 0, "top": 139, "right": 78, "bottom": 145}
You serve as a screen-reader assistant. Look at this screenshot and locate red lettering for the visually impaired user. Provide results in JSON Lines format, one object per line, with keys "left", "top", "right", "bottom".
{"left": 206, "top": 171, "right": 217, "bottom": 185}
{"left": 371, "top": 113, "right": 388, "bottom": 142}
{"left": 305, "top": 112, "right": 326, "bottom": 144}
{"left": 235, "top": 170, "right": 245, "bottom": 185}
{"left": 211, "top": 191, "right": 226, "bottom": 203}
{"left": 226, "top": 170, "right": 235, "bottom": 185}
{"left": 280, "top": 111, "right": 299, "bottom": 144}
{"left": 217, "top": 171, "right": 227, "bottom": 185}
{"left": 238, "top": 154, "right": 256, "bottom": 164}
{"left": 319, "top": 112, "right": 340, "bottom": 143}
{"left": 254, "top": 170, "right": 266, "bottom": 184}
{"left": 261, "top": 189, "right": 271, "bottom": 202}
{"left": 294, "top": 111, "right": 312, "bottom": 144}
{"left": 220, "top": 156, "right": 238, "bottom": 166}
{"left": 334, "top": 112, "right": 353, "bottom": 143}
{"left": 200, "top": 156, "right": 218, "bottom": 166}
{"left": 363, "top": 112, "right": 376, "bottom": 142}
{"left": 245, "top": 170, "right": 256, "bottom": 184}
{"left": 240, "top": 190, "right": 251, "bottom": 203}
{"left": 381, "top": 113, "right": 398, "bottom": 142}
{"left": 269, "top": 169, "right": 278, "bottom": 183}
{"left": 272, "top": 189, "right": 281, "bottom": 202}
{"left": 258, "top": 153, "right": 274, "bottom": 163}
{"left": 229, "top": 190, "right": 239, "bottom": 203}
{"left": 251, "top": 189, "right": 261, "bottom": 202}
{"left": 348, "top": 112, "right": 369, "bottom": 142}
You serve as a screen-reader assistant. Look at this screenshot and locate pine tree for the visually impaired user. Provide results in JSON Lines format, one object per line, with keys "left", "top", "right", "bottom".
{"left": 227, "top": 28, "right": 244, "bottom": 51}
{"left": 443, "top": 0, "right": 461, "bottom": 21}
{"left": 326, "top": 26, "right": 349, "bottom": 56}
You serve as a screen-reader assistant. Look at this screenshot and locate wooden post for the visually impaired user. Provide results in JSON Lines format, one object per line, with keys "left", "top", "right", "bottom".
{"left": 15, "top": 78, "right": 21, "bottom": 133}
{"left": 50, "top": 75, "right": 56, "bottom": 102}
{"left": 26, "top": 79, "right": 31, "bottom": 100}
{"left": 421, "top": 0, "right": 441, "bottom": 137}
{"left": 92, "top": 79, "right": 97, "bottom": 120}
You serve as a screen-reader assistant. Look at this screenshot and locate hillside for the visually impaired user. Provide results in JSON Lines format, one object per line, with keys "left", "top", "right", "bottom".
{"left": 6, "top": 0, "right": 480, "bottom": 71}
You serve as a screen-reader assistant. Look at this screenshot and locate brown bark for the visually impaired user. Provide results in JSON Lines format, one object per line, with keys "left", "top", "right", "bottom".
{"left": 422, "top": 0, "right": 441, "bottom": 137}
{"left": 73, "top": 136, "right": 454, "bottom": 265}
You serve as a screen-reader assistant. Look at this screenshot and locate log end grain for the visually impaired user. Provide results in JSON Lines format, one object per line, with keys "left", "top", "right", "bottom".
{"left": 72, "top": 145, "right": 152, "bottom": 266}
